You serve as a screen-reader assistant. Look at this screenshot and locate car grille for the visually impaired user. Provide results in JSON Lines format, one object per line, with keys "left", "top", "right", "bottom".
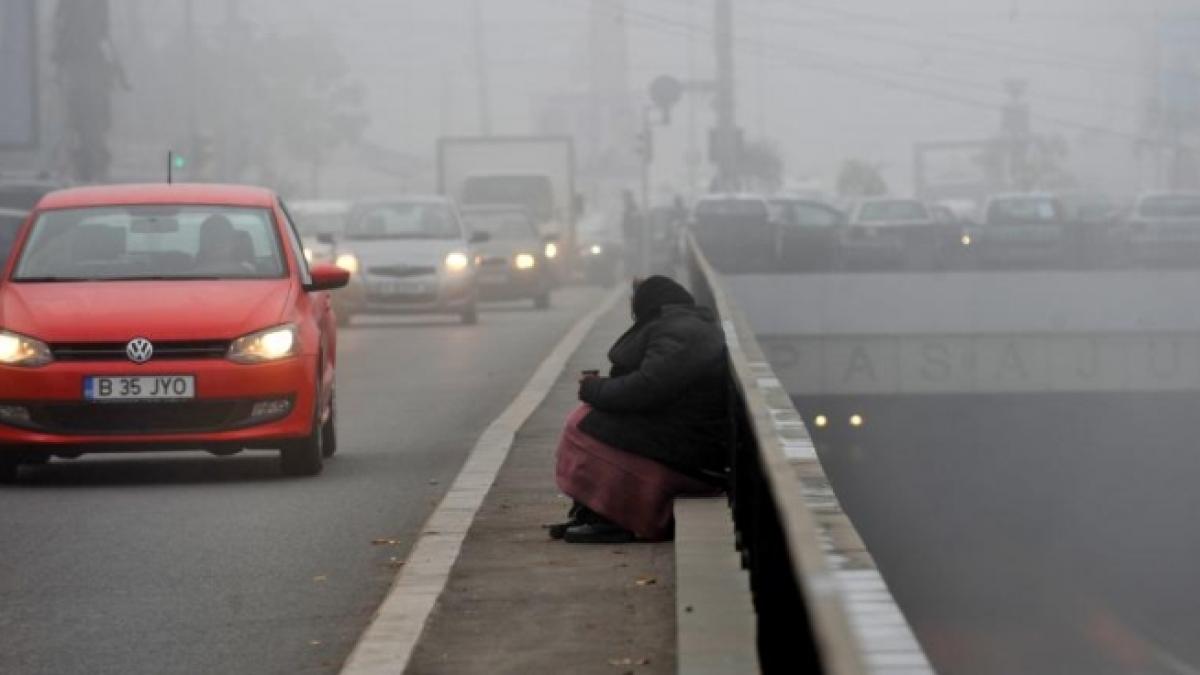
{"left": 368, "top": 264, "right": 437, "bottom": 278}
{"left": 51, "top": 340, "right": 230, "bottom": 362}
{"left": 479, "top": 256, "right": 509, "bottom": 268}
{"left": 22, "top": 399, "right": 286, "bottom": 435}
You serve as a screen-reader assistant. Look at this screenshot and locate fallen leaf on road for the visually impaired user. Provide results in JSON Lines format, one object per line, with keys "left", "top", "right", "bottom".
{"left": 635, "top": 576, "right": 657, "bottom": 586}
{"left": 371, "top": 538, "right": 402, "bottom": 546}
{"left": 312, "top": 575, "right": 327, "bottom": 583}
{"left": 309, "top": 640, "right": 322, "bottom": 646}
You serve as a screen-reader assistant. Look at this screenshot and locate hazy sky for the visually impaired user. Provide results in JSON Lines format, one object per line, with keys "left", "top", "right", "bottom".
{"left": 124, "top": 0, "right": 1199, "bottom": 196}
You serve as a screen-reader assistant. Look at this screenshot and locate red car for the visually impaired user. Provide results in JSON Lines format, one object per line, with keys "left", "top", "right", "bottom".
{"left": 0, "top": 184, "right": 349, "bottom": 481}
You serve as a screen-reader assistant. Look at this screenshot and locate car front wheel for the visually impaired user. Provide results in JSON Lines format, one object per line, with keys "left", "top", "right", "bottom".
{"left": 280, "top": 393, "right": 325, "bottom": 477}
{"left": 321, "top": 392, "right": 338, "bottom": 458}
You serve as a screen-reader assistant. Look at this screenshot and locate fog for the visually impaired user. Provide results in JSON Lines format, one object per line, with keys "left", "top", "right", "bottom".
{"left": 9, "top": 0, "right": 1195, "bottom": 202}
{"left": 7, "top": 2, "right": 1200, "bottom": 674}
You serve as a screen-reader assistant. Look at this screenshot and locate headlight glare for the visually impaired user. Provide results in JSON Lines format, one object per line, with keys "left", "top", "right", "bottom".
{"left": 228, "top": 325, "right": 298, "bottom": 364}
{"left": 0, "top": 330, "right": 52, "bottom": 367}
{"left": 445, "top": 251, "right": 470, "bottom": 272}
{"left": 589, "top": 244, "right": 603, "bottom": 255}
{"left": 335, "top": 253, "right": 359, "bottom": 274}
{"left": 544, "top": 242, "right": 559, "bottom": 259}
{"left": 514, "top": 253, "right": 537, "bottom": 270}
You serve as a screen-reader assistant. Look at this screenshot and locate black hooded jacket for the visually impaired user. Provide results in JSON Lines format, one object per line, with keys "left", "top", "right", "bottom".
{"left": 578, "top": 276, "right": 730, "bottom": 482}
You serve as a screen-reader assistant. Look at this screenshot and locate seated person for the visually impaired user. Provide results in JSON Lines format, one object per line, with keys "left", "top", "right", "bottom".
{"left": 193, "top": 215, "right": 255, "bottom": 275}
{"left": 552, "top": 275, "right": 730, "bottom": 544}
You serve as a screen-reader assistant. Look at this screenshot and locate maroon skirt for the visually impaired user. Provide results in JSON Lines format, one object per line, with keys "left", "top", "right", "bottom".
{"left": 555, "top": 404, "right": 720, "bottom": 540}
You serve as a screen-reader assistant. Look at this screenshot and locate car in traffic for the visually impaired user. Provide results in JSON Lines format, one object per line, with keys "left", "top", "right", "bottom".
{"left": 768, "top": 197, "right": 845, "bottom": 272}
{"left": 574, "top": 211, "right": 621, "bottom": 286}
{"left": 841, "top": 198, "right": 949, "bottom": 270}
{"left": 1111, "top": 191, "right": 1200, "bottom": 267}
{"left": 0, "top": 183, "right": 350, "bottom": 482}
{"left": 288, "top": 199, "right": 363, "bottom": 325}
{"left": 332, "top": 196, "right": 483, "bottom": 324}
{"left": 963, "top": 193, "right": 1071, "bottom": 268}
{"left": 289, "top": 199, "right": 351, "bottom": 265}
{"left": 460, "top": 204, "right": 552, "bottom": 309}
{"left": 0, "top": 208, "right": 26, "bottom": 265}
{"left": 0, "top": 178, "right": 66, "bottom": 212}
{"left": 689, "top": 194, "right": 777, "bottom": 272}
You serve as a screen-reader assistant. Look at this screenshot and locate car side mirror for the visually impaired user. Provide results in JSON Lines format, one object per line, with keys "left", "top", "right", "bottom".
{"left": 469, "top": 231, "right": 490, "bottom": 244}
{"left": 306, "top": 263, "right": 350, "bottom": 292}
{"left": 316, "top": 233, "right": 335, "bottom": 245}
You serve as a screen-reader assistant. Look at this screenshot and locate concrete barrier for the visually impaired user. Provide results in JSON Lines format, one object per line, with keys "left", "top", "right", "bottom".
{"left": 684, "top": 234, "right": 932, "bottom": 675}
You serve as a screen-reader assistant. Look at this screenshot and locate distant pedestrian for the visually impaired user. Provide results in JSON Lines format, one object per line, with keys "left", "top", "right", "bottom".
{"left": 550, "top": 276, "right": 730, "bottom": 543}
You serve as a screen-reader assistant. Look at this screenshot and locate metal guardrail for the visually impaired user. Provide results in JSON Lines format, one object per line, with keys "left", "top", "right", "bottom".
{"left": 685, "top": 233, "right": 932, "bottom": 675}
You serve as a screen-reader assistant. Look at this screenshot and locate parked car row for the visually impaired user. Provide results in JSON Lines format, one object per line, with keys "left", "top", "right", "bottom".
{"left": 689, "top": 191, "right": 1200, "bottom": 273}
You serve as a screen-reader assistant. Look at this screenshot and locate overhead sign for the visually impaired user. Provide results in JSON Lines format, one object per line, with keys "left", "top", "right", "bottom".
{"left": 0, "top": 0, "right": 37, "bottom": 148}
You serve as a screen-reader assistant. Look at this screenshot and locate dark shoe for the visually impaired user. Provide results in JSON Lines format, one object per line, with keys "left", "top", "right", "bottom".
{"left": 547, "top": 520, "right": 574, "bottom": 540}
{"left": 563, "top": 521, "right": 635, "bottom": 544}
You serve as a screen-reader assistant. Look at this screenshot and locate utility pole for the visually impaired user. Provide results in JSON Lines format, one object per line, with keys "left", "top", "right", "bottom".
{"left": 713, "top": 0, "right": 740, "bottom": 191}
{"left": 470, "top": 0, "right": 492, "bottom": 135}
{"left": 183, "top": 0, "right": 198, "bottom": 169}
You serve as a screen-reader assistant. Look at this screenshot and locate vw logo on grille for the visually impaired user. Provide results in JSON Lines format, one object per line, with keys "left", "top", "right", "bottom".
{"left": 126, "top": 338, "right": 154, "bottom": 364}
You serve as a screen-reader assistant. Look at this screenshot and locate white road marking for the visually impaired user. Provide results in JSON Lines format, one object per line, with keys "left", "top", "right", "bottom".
{"left": 339, "top": 287, "right": 624, "bottom": 675}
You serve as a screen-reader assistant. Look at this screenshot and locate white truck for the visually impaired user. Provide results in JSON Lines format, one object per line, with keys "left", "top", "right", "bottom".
{"left": 437, "top": 136, "right": 580, "bottom": 275}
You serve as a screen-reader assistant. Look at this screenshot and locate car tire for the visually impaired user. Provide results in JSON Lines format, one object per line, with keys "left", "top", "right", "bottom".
{"left": 534, "top": 291, "right": 551, "bottom": 310}
{"left": 461, "top": 301, "right": 479, "bottom": 325}
{"left": 280, "top": 393, "right": 324, "bottom": 477}
{"left": 321, "top": 392, "right": 338, "bottom": 458}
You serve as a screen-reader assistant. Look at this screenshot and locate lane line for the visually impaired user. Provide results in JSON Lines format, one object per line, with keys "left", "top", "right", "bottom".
{"left": 340, "top": 287, "right": 624, "bottom": 675}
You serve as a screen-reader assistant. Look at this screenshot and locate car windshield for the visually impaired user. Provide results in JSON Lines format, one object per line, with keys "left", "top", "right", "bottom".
{"left": 346, "top": 202, "right": 460, "bottom": 240}
{"left": 987, "top": 198, "right": 1063, "bottom": 225}
{"left": 0, "top": 212, "right": 24, "bottom": 263}
{"left": 1138, "top": 195, "right": 1200, "bottom": 219}
{"left": 289, "top": 206, "right": 348, "bottom": 237}
{"left": 695, "top": 200, "right": 769, "bottom": 222}
{"left": 11, "top": 205, "right": 285, "bottom": 281}
{"left": 463, "top": 212, "right": 537, "bottom": 240}
{"left": 771, "top": 201, "right": 842, "bottom": 227}
{"left": 858, "top": 201, "right": 929, "bottom": 222}
{"left": 461, "top": 176, "right": 555, "bottom": 224}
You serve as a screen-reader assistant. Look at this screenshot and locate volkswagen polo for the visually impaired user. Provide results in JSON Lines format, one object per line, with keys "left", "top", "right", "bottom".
{"left": 0, "top": 184, "right": 349, "bottom": 482}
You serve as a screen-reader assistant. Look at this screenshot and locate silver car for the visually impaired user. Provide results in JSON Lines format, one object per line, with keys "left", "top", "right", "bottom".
{"left": 332, "top": 197, "right": 484, "bottom": 324}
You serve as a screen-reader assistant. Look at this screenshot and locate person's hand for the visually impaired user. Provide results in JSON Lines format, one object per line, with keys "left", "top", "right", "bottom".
{"left": 578, "top": 369, "right": 600, "bottom": 384}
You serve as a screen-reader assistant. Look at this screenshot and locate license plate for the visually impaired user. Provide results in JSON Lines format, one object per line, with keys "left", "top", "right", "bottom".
{"left": 84, "top": 375, "right": 196, "bottom": 401}
{"left": 479, "top": 272, "right": 510, "bottom": 285}
{"left": 370, "top": 280, "right": 427, "bottom": 295}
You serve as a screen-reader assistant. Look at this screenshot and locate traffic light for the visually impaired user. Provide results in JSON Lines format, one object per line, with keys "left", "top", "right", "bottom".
{"left": 171, "top": 153, "right": 187, "bottom": 170}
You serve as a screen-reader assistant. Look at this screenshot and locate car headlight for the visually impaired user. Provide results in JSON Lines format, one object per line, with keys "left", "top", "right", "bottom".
{"left": 589, "top": 244, "right": 603, "bottom": 256}
{"left": 228, "top": 325, "right": 298, "bottom": 364}
{"left": 445, "top": 251, "right": 470, "bottom": 272}
{"left": 544, "top": 242, "right": 559, "bottom": 259}
{"left": 0, "top": 330, "right": 52, "bottom": 368}
{"left": 514, "top": 253, "right": 537, "bottom": 270}
{"left": 335, "top": 253, "right": 359, "bottom": 274}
